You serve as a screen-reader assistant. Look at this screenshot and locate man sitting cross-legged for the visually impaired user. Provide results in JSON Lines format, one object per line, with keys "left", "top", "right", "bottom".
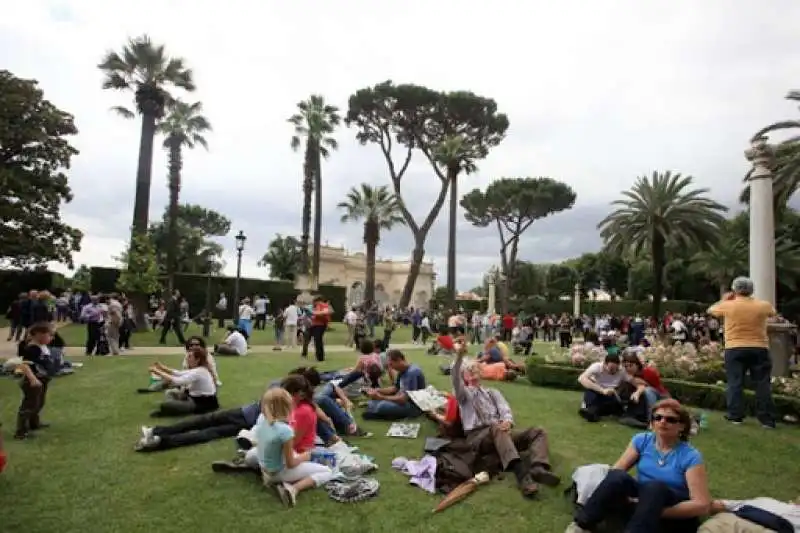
{"left": 577, "top": 352, "right": 646, "bottom": 423}
{"left": 451, "top": 339, "right": 560, "bottom": 499}
{"left": 362, "top": 349, "right": 426, "bottom": 420}
{"left": 213, "top": 326, "right": 248, "bottom": 356}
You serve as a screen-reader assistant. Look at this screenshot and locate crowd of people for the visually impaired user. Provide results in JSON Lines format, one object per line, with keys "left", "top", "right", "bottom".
{"left": 2, "top": 276, "right": 797, "bottom": 532}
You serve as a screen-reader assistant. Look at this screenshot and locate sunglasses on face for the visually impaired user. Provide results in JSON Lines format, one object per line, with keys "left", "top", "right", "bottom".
{"left": 652, "top": 414, "right": 680, "bottom": 424}
{"left": 188, "top": 342, "right": 201, "bottom": 348}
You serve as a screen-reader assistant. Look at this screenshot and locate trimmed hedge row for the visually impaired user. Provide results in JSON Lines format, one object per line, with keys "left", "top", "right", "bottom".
{"left": 525, "top": 357, "right": 800, "bottom": 418}
{"left": 0, "top": 270, "right": 67, "bottom": 310}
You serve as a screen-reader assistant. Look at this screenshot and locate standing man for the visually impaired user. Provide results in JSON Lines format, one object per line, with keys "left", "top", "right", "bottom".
{"left": 708, "top": 277, "right": 777, "bottom": 428}
{"left": 159, "top": 290, "right": 187, "bottom": 346}
{"left": 302, "top": 296, "right": 331, "bottom": 361}
{"left": 215, "top": 293, "right": 227, "bottom": 328}
{"left": 283, "top": 300, "right": 299, "bottom": 349}
{"left": 253, "top": 294, "right": 268, "bottom": 330}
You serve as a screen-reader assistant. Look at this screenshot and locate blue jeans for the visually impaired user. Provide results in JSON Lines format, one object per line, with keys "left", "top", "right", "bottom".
{"left": 363, "top": 400, "right": 421, "bottom": 420}
{"left": 724, "top": 347, "right": 776, "bottom": 424}
{"left": 644, "top": 387, "right": 662, "bottom": 412}
{"left": 575, "top": 469, "right": 699, "bottom": 533}
{"left": 238, "top": 318, "right": 252, "bottom": 337}
{"left": 274, "top": 326, "right": 284, "bottom": 344}
{"left": 316, "top": 419, "right": 336, "bottom": 444}
{"left": 314, "top": 384, "right": 354, "bottom": 434}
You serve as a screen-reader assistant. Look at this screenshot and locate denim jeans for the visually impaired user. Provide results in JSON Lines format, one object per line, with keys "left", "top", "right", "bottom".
{"left": 724, "top": 347, "right": 776, "bottom": 424}
{"left": 644, "top": 387, "right": 662, "bottom": 412}
{"left": 362, "top": 400, "right": 421, "bottom": 420}
{"left": 575, "top": 469, "right": 699, "bottom": 533}
{"left": 314, "top": 384, "right": 354, "bottom": 434}
{"left": 316, "top": 419, "right": 336, "bottom": 444}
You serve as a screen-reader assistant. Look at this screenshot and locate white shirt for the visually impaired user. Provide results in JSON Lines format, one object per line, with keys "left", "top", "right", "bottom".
{"left": 172, "top": 367, "right": 216, "bottom": 397}
{"left": 671, "top": 319, "right": 687, "bottom": 339}
{"left": 224, "top": 331, "right": 248, "bottom": 355}
{"left": 582, "top": 362, "right": 630, "bottom": 390}
{"left": 216, "top": 297, "right": 227, "bottom": 310}
{"left": 283, "top": 305, "right": 299, "bottom": 326}
{"left": 723, "top": 498, "right": 800, "bottom": 531}
{"left": 254, "top": 298, "right": 267, "bottom": 314}
{"left": 344, "top": 310, "right": 357, "bottom": 325}
{"left": 239, "top": 304, "right": 254, "bottom": 320}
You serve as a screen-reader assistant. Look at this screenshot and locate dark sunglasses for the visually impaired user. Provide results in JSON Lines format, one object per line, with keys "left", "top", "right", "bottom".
{"left": 652, "top": 414, "right": 680, "bottom": 424}
{"left": 187, "top": 342, "right": 202, "bottom": 348}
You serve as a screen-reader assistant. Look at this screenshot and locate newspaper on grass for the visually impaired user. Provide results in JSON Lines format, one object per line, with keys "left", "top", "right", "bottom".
{"left": 386, "top": 423, "right": 421, "bottom": 439}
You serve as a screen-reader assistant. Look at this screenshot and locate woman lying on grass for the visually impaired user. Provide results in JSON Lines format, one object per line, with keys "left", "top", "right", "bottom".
{"left": 257, "top": 383, "right": 334, "bottom": 507}
{"left": 148, "top": 346, "right": 219, "bottom": 417}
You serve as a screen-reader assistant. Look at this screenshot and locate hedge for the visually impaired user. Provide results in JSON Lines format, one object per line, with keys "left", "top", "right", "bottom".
{"left": 516, "top": 299, "right": 709, "bottom": 316}
{"left": 0, "top": 269, "right": 67, "bottom": 310}
{"left": 89, "top": 268, "right": 347, "bottom": 321}
{"left": 525, "top": 356, "right": 800, "bottom": 418}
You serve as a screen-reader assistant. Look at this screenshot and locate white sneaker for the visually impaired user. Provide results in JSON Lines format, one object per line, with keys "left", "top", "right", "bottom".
{"left": 564, "top": 523, "right": 590, "bottom": 533}
{"left": 282, "top": 482, "right": 297, "bottom": 507}
{"left": 141, "top": 426, "right": 154, "bottom": 441}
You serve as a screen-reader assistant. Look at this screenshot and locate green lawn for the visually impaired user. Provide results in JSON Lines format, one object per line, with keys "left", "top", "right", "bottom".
{"left": 1, "top": 350, "right": 798, "bottom": 533}
{"left": 55, "top": 321, "right": 419, "bottom": 347}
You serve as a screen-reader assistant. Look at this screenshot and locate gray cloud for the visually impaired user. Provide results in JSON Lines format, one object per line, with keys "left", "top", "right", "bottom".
{"left": 1, "top": 0, "right": 798, "bottom": 291}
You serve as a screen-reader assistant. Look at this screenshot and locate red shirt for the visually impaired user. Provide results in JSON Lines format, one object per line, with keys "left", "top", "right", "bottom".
{"left": 311, "top": 303, "right": 331, "bottom": 327}
{"left": 641, "top": 367, "right": 668, "bottom": 395}
{"left": 289, "top": 402, "right": 317, "bottom": 453}
{"left": 502, "top": 314, "right": 514, "bottom": 329}
{"left": 437, "top": 335, "right": 455, "bottom": 351}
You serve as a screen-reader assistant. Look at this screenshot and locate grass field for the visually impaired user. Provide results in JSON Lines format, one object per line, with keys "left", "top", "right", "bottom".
{"left": 1, "top": 349, "right": 798, "bottom": 533}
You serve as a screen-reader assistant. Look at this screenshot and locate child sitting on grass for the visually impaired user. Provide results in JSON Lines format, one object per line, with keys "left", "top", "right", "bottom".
{"left": 257, "top": 387, "right": 334, "bottom": 507}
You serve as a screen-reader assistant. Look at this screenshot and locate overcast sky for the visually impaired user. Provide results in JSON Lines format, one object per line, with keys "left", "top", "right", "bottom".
{"left": 2, "top": 0, "right": 798, "bottom": 290}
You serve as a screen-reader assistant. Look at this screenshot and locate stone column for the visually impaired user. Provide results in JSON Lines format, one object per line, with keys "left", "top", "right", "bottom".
{"left": 573, "top": 282, "right": 581, "bottom": 316}
{"left": 745, "top": 136, "right": 776, "bottom": 305}
{"left": 487, "top": 266, "right": 497, "bottom": 315}
{"left": 294, "top": 273, "right": 313, "bottom": 307}
{"left": 745, "top": 137, "right": 793, "bottom": 376}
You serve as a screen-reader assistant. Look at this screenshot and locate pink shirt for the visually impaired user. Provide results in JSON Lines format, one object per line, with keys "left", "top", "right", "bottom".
{"left": 358, "top": 352, "right": 381, "bottom": 369}
{"left": 289, "top": 402, "right": 317, "bottom": 453}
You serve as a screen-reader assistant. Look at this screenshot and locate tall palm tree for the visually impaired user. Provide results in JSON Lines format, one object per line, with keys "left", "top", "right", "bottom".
{"left": 598, "top": 171, "right": 728, "bottom": 318}
{"left": 434, "top": 135, "right": 476, "bottom": 309}
{"left": 257, "top": 235, "right": 302, "bottom": 281}
{"left": 156, "top": 100, "right": 211, "bottom": 289}
{"left": 98, "top": 35, "right": 195, "bottom": 237}
{"left": 337, "top": 184, "right": 406, "bottom": 304}
{"left": 288, "top": 95, "right": 340, "bottom": 286}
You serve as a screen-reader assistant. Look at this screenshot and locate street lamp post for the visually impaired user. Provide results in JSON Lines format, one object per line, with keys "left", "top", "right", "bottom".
{"left": 233, "top": 230, "right": 247, "bottom": 323}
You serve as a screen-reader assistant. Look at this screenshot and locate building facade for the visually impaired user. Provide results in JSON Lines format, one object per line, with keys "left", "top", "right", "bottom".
{"left": 315, "top": 245, "right": 435, "bottom": 308}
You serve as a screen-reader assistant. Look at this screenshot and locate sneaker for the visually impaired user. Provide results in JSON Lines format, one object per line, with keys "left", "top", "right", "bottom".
{"left": 724, "top": 416, "right": 743, "bottom": 425}
{"left": 236, "top": 435, "right": 253, "bottom": 450}
{"left": 211, "top": 460, "right": 253, "bottom": 473}
{"left": 141, "top": 426, "right": 154, "bottom": 441}
{"left": 282, "top": 482, "right": 297, "bottom": 507}
{"left": 134, "top": 435, "right": 161, "bottom": 451}
{"left": 760, "top": 420, "right": 777, "bottom": 429}
{"left": 579, "top": 408, "right": 599, "bottom": 423}
{"left": 564, "top": 523, "right": 591, "bottom": 533}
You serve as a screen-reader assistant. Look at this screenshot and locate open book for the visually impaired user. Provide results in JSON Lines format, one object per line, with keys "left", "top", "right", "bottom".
{"left": 407, "top": 387, "right": 448, "bottom": 413}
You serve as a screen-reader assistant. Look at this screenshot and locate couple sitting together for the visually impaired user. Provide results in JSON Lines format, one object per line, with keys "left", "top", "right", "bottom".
{"left": 137, "top": 336, "right": 221, "bottom": 418}
{"left": 578, "top": 351, "right": 668, "bottom": 427}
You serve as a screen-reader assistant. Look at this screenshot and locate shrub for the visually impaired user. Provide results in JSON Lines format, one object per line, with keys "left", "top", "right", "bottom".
{"left": 526, "top": 356, "right": 800, "bottom": 418}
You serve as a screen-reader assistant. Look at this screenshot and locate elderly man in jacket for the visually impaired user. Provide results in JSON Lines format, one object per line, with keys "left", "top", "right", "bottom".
{"left": 451, "top": 339, "right": 560, "bottom": 498}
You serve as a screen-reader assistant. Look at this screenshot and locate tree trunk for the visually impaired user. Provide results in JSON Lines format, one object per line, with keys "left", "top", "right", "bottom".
{"left": 364, "top": 221, "right": 378, "bottom": 304}
{"left": 131, "top": 112, "right": 157, "bottom": 237}
{"left": 166, "top": 139, "right": 182, "bottom": 292}
{"left": 651, "top": 233, "right": 666, "bottom": 321}
{"left": 446, "top": 168, "right": 458, "bottom": 309}
{"left": 300, "top": 143, "right": 313, "bottom": 275}
{"left": 312, "top": 139, "right": 323, "bottom": 288}
{"left": 400, "top": 243, "right": 426, "bottom": 309}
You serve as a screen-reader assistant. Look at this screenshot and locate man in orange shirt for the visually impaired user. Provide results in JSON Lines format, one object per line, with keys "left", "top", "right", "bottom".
{"left": 302, "top": 296, "right": 332, "bottom": 362}
{"left": 707, "top": 276, "right": 777, "bottom": 429}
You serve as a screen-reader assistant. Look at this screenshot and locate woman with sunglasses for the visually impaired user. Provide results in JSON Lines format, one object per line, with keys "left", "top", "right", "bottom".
{"left": 137, "top": 337, "right": 221, "bottom": 394}
{"left": 566, "top": 399, "right": 711, "bottom": 533}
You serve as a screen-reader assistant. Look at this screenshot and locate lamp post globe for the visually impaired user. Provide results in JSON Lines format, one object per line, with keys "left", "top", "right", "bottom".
{"left": 233, "top": 230, "right": 246, "bottom": 323}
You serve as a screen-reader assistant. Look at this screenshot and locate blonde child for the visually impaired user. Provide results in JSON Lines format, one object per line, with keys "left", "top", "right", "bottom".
{"left": 257, "top": 388, "right": 334, "bottom": 507}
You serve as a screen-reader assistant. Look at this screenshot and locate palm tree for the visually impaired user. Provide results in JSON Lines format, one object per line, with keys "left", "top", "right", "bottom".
{"left": 258, "top": 235, "right": 302, "bottom": 281}
{"left": 690, "top": 231, "right": 747, "bottom": 297}
{"left": 337, "top": 184, "right": 406, "bottom": 303}
{"left": 156, "top": 100, "right": 211, "bottom": 289}
{"left": 598, "top": 171, "right": 728, "bottom": 318}
{"left": 288, "top": 95, "right": 341, "bottom": 285}
{"left": 433, "top": 135, "right": 476, "bottom": 309}
{"left": 98, "top": 35, "right": 195, "bottom": 237}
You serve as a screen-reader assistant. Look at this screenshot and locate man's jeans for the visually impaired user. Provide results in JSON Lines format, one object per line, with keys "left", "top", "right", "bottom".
{"left": 724, "top": 347, "right": 776, "bottom": 424}
{"left": 363, "top": 400, "right": 421, "bottom": 420}
{"left": 644, "top": 387, "right": 662, "bottom": 412}
{"left": 149, "top": 408, "right": 248, "bottom": 450}
{"left": 314, "top": 383, "right": 354, "bottom": 434}
{"left": 575, "top": 470, "right": 699, "bottom": 533}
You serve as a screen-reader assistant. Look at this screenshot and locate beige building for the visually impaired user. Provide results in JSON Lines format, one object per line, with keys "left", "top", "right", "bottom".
{"left": 315, "top": 245, "right": 435, "bottom": 308}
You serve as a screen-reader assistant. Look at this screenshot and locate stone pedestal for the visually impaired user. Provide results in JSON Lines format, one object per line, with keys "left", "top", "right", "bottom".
{"left": 573, "top": 283, "right": 581, "bottom": 316}
{"left": 294, "top": 274, "right": 314, "bottom": 306}
{"left": 768, "top": 322, "right": 796, "bottom": 377}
